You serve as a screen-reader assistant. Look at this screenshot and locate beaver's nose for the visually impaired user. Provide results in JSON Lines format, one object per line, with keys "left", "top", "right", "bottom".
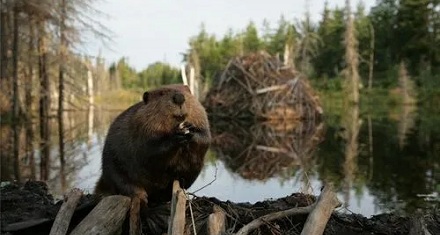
{"left": 172, "top": 93, "right": 185, "bottom": 106}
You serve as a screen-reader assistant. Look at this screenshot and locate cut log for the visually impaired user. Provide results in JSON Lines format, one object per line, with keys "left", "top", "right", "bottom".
{"left": 49, "top": 188, "right": 83, "bottom": 235}
{"left": 208, "top": 205, "right": 226, "bottom": 235}
{"left": 3, "top": 218, "right": 52, "bottom": 232}
{"left": 70, "top": 195, "right": 131, "bottom": 235}
{"left": 300, "top": 185, "right": 342, "bottom": 235}
{"left": 167, "top": 180, "right": 187, "bottom": 235}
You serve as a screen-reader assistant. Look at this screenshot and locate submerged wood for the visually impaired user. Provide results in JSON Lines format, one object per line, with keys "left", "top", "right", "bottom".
{"left": 70, "top": 195, "right": 130, "bottom": 235}
{"left": 49, "top": 188, "right": 83, "bottom": 235}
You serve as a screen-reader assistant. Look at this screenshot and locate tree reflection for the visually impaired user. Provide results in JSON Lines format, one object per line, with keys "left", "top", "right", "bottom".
{"left": 316, "top": 104, "right": 439, "bottom": 214}
{"left": 0, "top": 109, "right": 119, "bottom": 196}
{"left": 341, "top": 104, "right": 361, "bottom": 209}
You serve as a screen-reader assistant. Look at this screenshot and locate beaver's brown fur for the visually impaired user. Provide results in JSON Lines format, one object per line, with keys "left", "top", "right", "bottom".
{"left": 94, "top": 84, "right": 210, "bottom": 205}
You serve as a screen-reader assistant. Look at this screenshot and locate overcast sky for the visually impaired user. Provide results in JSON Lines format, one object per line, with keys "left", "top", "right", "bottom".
{"left": 89, "top": 0, "right": 375, "bottom": 70}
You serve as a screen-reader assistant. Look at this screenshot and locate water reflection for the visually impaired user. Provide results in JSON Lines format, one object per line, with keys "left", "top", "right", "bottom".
{"left": 0, "top": 105, "right": 438, "bottom": 217}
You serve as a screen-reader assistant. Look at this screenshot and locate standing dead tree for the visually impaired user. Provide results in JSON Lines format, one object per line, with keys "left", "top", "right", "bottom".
{"left": 344, "top": 0, "right": 361, "bottom": 104}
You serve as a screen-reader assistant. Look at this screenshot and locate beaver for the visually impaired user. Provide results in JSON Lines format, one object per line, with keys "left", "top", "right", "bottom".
{"left": 94, "top": 84, "right": 211, "bottom": 206}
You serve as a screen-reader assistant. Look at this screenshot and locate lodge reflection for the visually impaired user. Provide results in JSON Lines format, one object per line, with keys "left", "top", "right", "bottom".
{"left": 1, "top": 105, "right": 438, "bottom": 214}
{"left": 209, "top": 118, "right": 325, "bottom": 181}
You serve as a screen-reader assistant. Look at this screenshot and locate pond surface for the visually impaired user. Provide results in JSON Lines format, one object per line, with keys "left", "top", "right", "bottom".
{"left": 1, "top": 104, "right": 439, "bottom": 217}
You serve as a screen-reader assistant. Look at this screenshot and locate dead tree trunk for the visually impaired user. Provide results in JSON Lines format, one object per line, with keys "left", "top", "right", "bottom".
{"left": 12, "top": 2, "right": 19, "bottom": 119}
{"left": 0, "top": 2, "right": 8, "bottom": 81}
{"left": 12, "top": 1, "right": 21, "bottom": 182}
{"left": 38, "top": 20, "right": 50, "bottom": 181}
{"left": 368, "top": 22, "right": 375, "bottom": 91}
{"left": 344, "top": 0, "right": 360, "bottom": 104}
{"left": 25, "top": 16, "right": 36, "bottom": 180}
{"left": 58, "top": 0, "right": 67, "bottom": 189}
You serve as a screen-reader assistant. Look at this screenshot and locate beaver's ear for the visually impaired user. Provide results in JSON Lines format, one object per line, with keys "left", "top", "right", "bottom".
{"left": 182, "top": 85, "right": 191, "bottom": 93}
{"left": 142, "top": 91, "right": 149, "bottom": 104}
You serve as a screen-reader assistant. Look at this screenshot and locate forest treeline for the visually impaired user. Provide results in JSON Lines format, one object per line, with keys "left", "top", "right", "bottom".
{"left": 2, "top": 0, "right": 440, "bottom": 119}
{"left": 0, "top": 0, "right": 112, "bottom": 119}
{"left": 178, "top": 0, "right": 439, "bottom": 90}
{"left": 0, "top": 0, "right": 111, "bottom": 181}
{"left": 117, "top": 0, "right": 440, "bottom": 93}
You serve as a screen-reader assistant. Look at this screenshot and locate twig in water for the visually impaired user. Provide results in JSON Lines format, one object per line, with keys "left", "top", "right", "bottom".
{"left": 191, "top": 163, "right": 218, "bottom": 194}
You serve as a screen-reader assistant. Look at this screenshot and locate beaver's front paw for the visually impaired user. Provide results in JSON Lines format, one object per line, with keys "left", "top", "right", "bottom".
{"left": 179, "top": 122, "right": 196, "bottom": 134}
{"left": 174, "top": 122, "right": 194, "bottom": 144}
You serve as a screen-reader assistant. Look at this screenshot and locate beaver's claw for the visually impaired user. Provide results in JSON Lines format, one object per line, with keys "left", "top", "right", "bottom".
{"left": 175, "top": 122, "right": 194, "bottom": 144}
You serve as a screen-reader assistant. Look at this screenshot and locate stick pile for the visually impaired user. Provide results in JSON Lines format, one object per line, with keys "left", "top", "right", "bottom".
{"left": 204, "top": 52, "right": 323, "bottom": 121}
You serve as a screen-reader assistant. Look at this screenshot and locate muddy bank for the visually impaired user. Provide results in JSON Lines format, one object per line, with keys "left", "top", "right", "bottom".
{"left": 1, "top": 181, "right": 439, "bottom": 235}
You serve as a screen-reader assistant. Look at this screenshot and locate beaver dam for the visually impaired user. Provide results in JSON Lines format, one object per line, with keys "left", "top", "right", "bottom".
{"left": 1, "top": 181, "right": 439, "bottom": 235}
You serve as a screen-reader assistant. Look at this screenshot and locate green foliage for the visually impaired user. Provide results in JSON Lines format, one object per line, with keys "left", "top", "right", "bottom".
{"left": 369, "top": 0, "right": 398, "bottom": 73}
{"left": 242, "top": 21, "right": 263, "bottom": 53}
{"left": 396, "top": 0, "right": 431, "bottom": 73}
{"left": 109, "top": 58, "right": 181, "bottom": 90}
{"left": 354, "top": 2, "right": 374, "bottom": 77}
{"left": 296, "top": 12, "right": 321, "bottom": 75}
{"left": 113, "top": 57, "right": 138, "bottom": 89}
{"left": 106, "top": 0, "right": 440, "bottom": 93}
{"left": 138, "top": 62, "right": 181, "bottom": 89}
{"left": 265, "top": 16, "right": 297, "bottom": 57}
{"left": 313, "top": 6, "right": 346, "bottom": 78}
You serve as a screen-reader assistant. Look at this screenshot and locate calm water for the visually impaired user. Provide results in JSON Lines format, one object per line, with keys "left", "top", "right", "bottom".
{"left": 1, "top": 104, "right": 439, "bottom": 217}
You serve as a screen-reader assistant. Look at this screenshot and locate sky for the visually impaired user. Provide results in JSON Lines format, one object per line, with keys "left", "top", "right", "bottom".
{"left": 89, "top": 0, "right": 375, "bottom": 70}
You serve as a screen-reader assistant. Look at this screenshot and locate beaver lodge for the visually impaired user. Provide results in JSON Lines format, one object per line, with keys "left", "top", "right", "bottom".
{"left": 203, "top": 52, "right": 323, "bottom": 122}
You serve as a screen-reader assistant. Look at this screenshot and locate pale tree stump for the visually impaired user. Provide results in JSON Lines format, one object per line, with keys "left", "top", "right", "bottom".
{"left": 49, "top": 188, "right": 83, "bottom": 235}
{"left": 70, "top": 195, "right": 131, "bottom": 235}
{"left": 167, "top": 180, "right": 187, "bottom": 235}
{"left": 300, "top": 185, "right": 342, "bottom": 235}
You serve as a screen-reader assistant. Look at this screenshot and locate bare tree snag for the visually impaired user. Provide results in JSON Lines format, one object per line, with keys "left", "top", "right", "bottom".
{"left": 49, "top": 188, "right": 83, "bottom": 235}
{"left": 208, "top": 205, "right": 226, "bottom": 235}
{"left": 167, "top": 180, "right": 187, "bottom": 235}
{"left": 344, "top": 0, "right": 361, "bottom": 104}
{"left": 300, "top": 185, "right": 342, "bottom": 235}
{"left": 368, "top": 21, "right": 375, "bottom": 91}
{"left": 70, "top": 195, "right": 131, "bottom": 235}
